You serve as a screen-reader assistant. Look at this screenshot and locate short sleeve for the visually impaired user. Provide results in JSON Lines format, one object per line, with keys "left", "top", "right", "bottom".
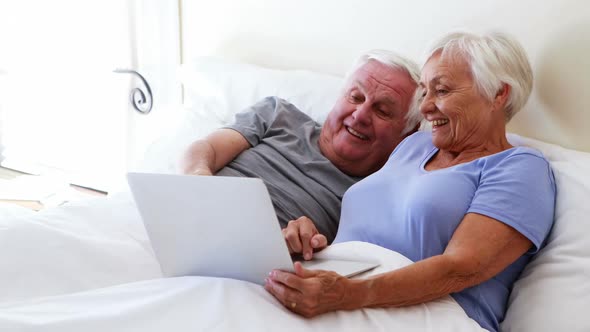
{"left": 468, "top": 151, "right": 556, "bottom": 253}
{"left": 222, "top": 96, "right": 279, "bottom": 147}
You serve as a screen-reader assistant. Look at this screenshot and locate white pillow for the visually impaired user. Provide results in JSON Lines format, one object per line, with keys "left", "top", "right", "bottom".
{"left": 140, "top": 58, "right": 345, "bottom": 173}
{"left": 178, "top": 56, "right": 344, "bottom": 125}
{"left": 501, "top": 135, "right": 590, "bottom": 332}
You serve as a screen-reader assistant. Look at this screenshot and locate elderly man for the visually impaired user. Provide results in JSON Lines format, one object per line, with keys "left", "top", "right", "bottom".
{"left": 180, "top": 50, "right": 420, "bottom": 244}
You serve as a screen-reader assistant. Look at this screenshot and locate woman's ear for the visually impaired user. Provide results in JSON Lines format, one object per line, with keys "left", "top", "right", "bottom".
{"left": 493, "top": 83, "right": 511, "bottom": 112}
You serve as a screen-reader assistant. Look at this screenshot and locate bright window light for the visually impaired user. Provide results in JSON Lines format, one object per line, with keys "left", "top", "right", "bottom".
{"left": 0, "top": 1, "right": 133, "bottom": 190}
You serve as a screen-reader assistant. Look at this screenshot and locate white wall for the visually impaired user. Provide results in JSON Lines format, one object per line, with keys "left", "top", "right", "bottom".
{"left": 181, "top": 0, "right": 590, "bottom": 152}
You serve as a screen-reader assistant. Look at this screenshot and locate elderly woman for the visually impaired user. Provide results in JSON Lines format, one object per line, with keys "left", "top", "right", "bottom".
{"left": 264, "top": 31, "right": 556, "bottom": 332}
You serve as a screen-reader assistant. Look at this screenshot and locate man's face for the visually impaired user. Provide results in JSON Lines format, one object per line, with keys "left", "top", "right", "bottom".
{"left": 319, "top": 60, "right": 417, "bottom": 176}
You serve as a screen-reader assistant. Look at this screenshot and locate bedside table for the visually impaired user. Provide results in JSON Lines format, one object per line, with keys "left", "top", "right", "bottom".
{"left": 0, "top": 166, "right": 107, "bottom": 211}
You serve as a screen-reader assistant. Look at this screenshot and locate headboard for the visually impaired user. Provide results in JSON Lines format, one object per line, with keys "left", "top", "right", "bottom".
{"left": 180, "top": 0, "right": 590, "bottom": 152}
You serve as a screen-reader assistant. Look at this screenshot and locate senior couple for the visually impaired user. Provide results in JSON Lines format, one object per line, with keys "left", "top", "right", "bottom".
{"left": 181, "top": 31, "right": 555, "bottom": 332}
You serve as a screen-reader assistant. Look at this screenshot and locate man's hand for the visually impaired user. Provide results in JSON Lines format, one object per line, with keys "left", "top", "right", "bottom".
{"left": 282, "top": 216, "right": 327, "bottom": 260}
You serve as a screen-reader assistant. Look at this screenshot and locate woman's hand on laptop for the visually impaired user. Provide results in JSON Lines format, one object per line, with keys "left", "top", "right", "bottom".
{"left": 282, "top": 216, "right": 327, "bottom": 260}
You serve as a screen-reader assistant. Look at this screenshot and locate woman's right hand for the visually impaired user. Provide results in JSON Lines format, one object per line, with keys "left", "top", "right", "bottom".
{"left": 282, "top": 216, "right": 327, "bottom": 260}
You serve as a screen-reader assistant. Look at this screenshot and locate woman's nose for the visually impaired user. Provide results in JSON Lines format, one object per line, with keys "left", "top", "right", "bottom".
{"left": 419, "top": 93, "right": 435, "bottom": 115}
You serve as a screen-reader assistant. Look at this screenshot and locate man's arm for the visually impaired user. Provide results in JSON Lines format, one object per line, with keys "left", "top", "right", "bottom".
{"left": 180, "top": 129, "right": 251, "bottom": 175}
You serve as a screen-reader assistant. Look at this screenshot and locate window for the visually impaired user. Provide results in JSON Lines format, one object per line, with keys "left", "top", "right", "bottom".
{"left": 0, "top": 1, "right": 181, "bottom": 191}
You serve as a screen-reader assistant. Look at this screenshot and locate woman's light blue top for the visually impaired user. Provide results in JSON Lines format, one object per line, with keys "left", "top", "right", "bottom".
{"left": 334, "top": 132, "right": 556, "bottom": 332}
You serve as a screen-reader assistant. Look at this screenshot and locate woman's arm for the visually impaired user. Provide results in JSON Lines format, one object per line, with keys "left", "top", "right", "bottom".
{"left": 357, "top": 212, "right": 532, "bottom": 307}
{"left": 265, "top": 212, "right": 532, "bottom": 317}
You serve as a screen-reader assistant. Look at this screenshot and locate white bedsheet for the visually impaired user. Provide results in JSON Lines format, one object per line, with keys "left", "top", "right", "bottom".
{"left": 0, "top": 243, "right": 483, "bottom": 332}
{"left": 0, "top": 202, "right": 35, "bottom": 219}
{"left": 0, "top": 193, "right": 483, "bottom": 331}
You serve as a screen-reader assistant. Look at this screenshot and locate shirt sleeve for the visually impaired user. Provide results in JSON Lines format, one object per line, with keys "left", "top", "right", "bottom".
{"left": 468, "top": 151, "right": 556, "bottom": 253}
{"left": 222, "top": 96, "right": 279, "bottom": 147}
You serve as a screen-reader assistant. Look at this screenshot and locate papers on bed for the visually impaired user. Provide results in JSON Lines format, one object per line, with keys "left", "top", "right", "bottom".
{"left": 0, "top": 174, "right": 65, "bottom": 201}
{"left": 0, "top": 174, "right": 70, "bottom": 208}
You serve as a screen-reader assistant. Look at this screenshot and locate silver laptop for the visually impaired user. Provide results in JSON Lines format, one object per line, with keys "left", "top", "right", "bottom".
{"left": 127, "top": 172, "right": 378, "bottom": 285}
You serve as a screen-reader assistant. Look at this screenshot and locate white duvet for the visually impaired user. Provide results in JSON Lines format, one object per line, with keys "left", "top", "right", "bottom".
{"left": 0, "top": 193, "right": 484, "bottom": 332}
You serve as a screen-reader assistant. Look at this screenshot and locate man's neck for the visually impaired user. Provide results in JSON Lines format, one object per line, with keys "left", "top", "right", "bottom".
{"left": 317, "top": 137, "right": 377, "bottom": 178}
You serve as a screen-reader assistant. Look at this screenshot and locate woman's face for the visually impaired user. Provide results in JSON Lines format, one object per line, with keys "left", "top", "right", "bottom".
{"left": 419, "top": 52, "right": 495, "bottom": 152}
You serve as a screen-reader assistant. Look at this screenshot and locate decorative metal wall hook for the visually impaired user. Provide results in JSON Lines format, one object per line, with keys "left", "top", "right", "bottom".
{"left": 113, "top": 69, "right": 153, "bottom": 114}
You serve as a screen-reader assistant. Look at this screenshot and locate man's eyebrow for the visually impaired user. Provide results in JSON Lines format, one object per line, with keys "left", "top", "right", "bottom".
{"left": 357, "top": 80, "right": 403, "bottom": 106}
{"left": 354, "top": 80, "right": 366, "bottom": 91}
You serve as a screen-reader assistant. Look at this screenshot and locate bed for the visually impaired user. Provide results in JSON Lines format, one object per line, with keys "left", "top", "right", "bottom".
{"left": 1, "top": 1, "right": 589, "bottom": 331}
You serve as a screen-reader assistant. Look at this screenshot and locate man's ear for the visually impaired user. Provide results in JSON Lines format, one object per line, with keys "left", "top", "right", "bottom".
{"left": 493, "top": 83, "right": 511, "bottom": 112}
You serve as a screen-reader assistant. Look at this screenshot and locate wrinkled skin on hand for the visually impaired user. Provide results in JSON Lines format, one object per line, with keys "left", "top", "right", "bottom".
{"left": 264, "top": 261, "right": 357, "bottom": 317}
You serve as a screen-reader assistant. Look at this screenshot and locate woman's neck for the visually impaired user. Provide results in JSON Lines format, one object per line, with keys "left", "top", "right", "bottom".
{"left": 427, "top": 128, "right": 513, "bottom": 170}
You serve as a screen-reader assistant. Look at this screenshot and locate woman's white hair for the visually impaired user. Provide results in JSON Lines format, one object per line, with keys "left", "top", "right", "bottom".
{"left": 346, "top": 50, "right": 422, "bottom": 136}
{"left": 425, "top": 31, "right": 533, "bottom": 122}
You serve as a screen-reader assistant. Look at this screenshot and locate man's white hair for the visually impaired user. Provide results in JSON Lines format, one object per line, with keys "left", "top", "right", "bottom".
{"left": 346, "top": 50, "right": 422, "bottom": 136}
{"left": 425, "top": 31, "right": 533, "bottom": 122}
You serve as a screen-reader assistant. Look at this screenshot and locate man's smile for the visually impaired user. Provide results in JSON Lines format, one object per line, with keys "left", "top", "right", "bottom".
{"left": 346, "top": 126, "right": 369, "bottom": 140}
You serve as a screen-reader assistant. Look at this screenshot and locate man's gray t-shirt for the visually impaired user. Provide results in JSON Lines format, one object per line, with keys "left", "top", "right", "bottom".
{"left": 217, "top": 96, "right": 361, "bottom": 243}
